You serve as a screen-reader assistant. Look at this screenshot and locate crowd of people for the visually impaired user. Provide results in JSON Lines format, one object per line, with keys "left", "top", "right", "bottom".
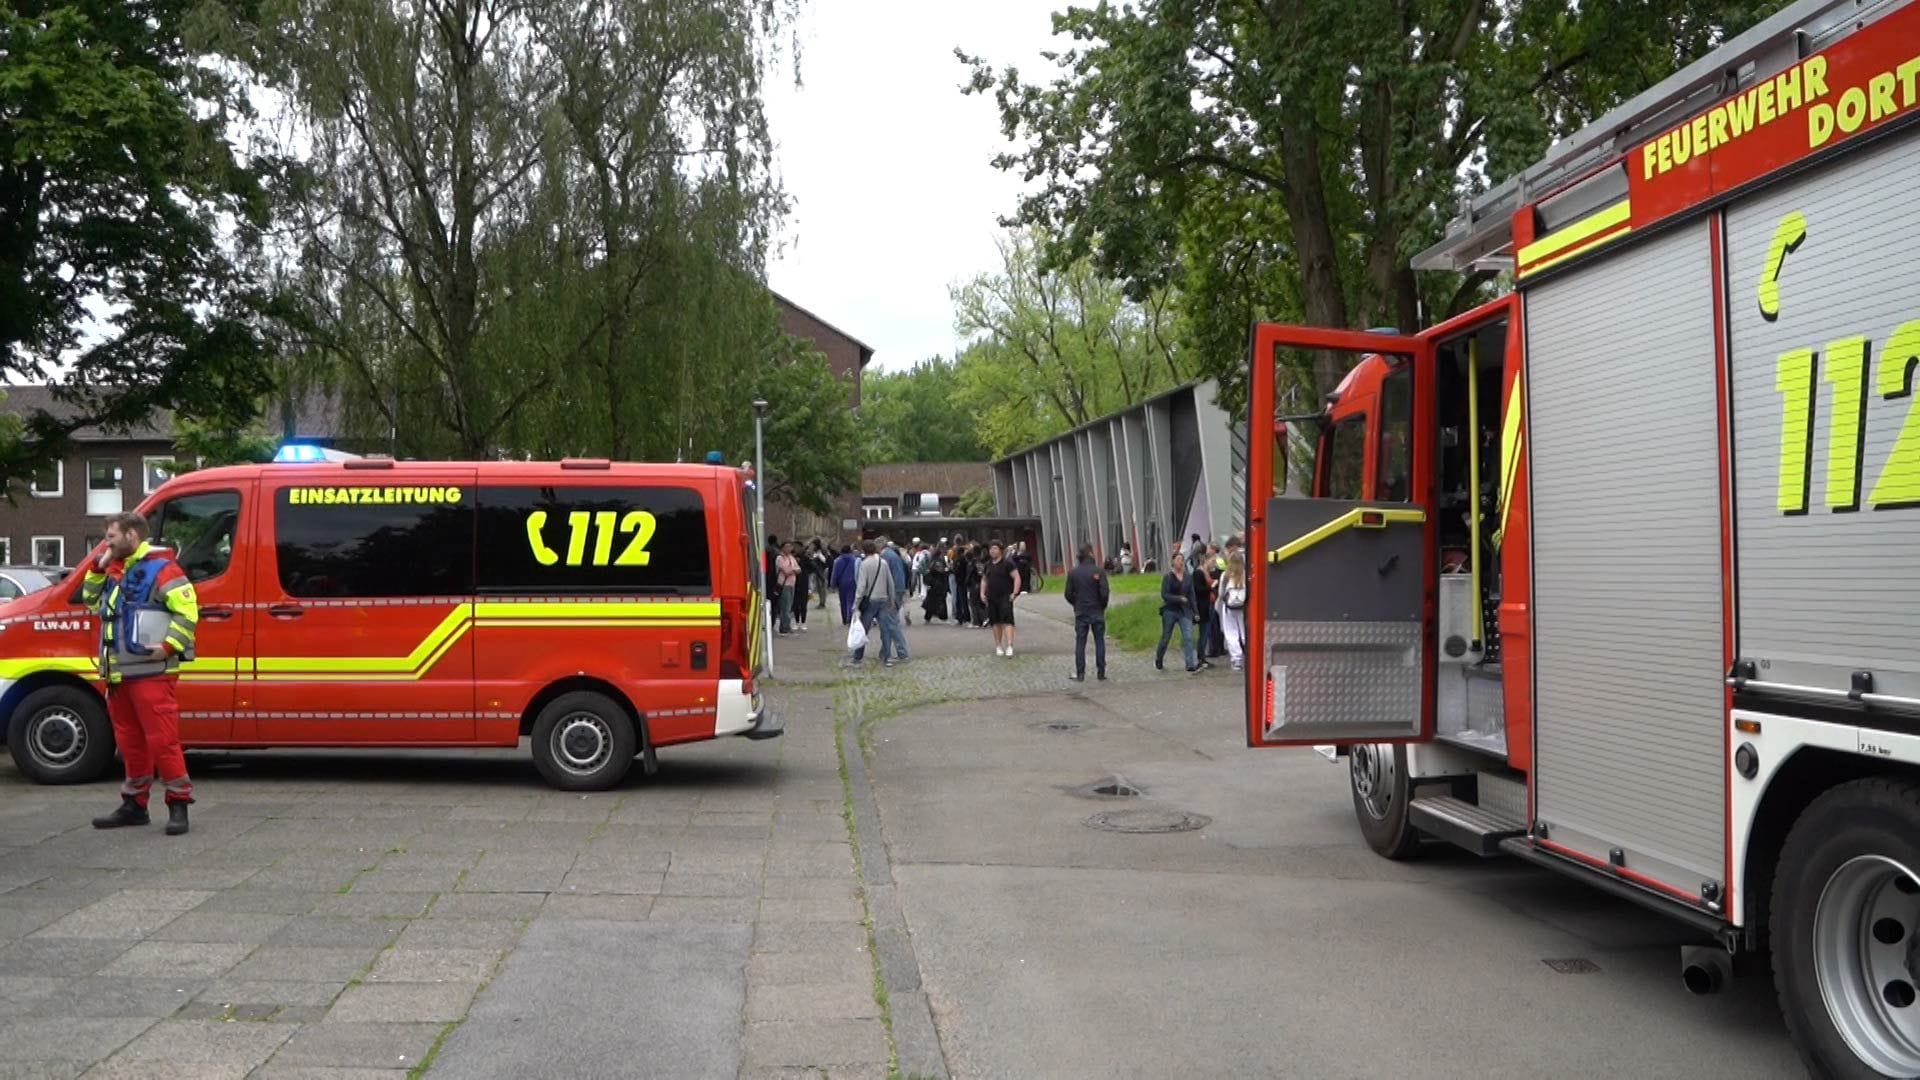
{"left": 764, "top": 529, "right": 1250, "bottom": 680}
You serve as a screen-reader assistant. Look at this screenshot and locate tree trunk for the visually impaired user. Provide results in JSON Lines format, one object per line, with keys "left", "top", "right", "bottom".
{"left": 1277, "top": 118, "right": 1350, "bottom": 396}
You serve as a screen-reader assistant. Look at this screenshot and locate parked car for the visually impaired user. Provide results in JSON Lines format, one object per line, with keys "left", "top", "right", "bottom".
{"left": 0, "top": 566, "right": 70, "bottom": 602}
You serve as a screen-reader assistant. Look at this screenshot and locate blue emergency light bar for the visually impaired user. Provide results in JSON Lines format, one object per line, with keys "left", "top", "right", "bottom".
{"left": 273, "top": 443, "right": 326, "bottom": 463}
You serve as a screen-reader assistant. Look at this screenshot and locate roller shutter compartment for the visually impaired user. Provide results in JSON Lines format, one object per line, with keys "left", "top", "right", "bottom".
{"left": 1726, "top": 128, "right": 1920, "bottom": 706}
{"left": 1526, "top": 220, "right": 1725, "bottom": 889}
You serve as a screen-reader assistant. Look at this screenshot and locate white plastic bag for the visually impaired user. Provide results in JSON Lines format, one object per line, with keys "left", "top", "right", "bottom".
{"left": 846, "top": 617, "right": 868, "bottom": 651}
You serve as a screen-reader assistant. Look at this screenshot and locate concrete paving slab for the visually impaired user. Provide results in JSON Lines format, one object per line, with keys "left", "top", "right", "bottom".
{"left": 149, "top": 912, "right": 294, "bottom": 944}
{"left": 106, "top": 1019, "right": 294, "bottom": 1069}
{"left": 195, "top": 980, "right": 349, "bottom": 1010}
{"left": 536, "top": 894, "right": 653, "bottom": 921}
{"left": 389, "top": 919, "right": 521, "bottom": 952}
{"left": 18, "top": 977, "right": 205, "bottom": 1019}
{"left": 430, "top": 919, "right": 749, "bottom": 1080}
{"left": 740, "top": 1019, "right": 888, "bottom": 1071}
{"left": 268, "top": 917, "right": 405, "bottom": 950}
{"left": 267, "top": 1021, "right": 444, "bottom": 1070}
{"left": 420, "top": 893, "right": 542, "bottom": 921}
{"left": 750, "top": 921, "right": 867, "bottom": 955}
{"left": 745, "top": 982, "right": 883, "bottom": 1022}
{"left": 79, "top": 1059, "right": 250, "bottom": 1079}
{"left": 646, "top": 896, "right": 757, "bottom": 923}
{"left": 0, "top": 938, "right": 133, "bottom": 977}
{"left": 225, "top": 946, "right": 381, "bottom": 984}
{"left": 31, "top": 890, "right": 213, "bottom": 940}
{"left": 326, "top": 981, "right": 479, "bottom": 1023}
{"left": 364, "top": 948, "right": 501, "bottom": 984}
{"left": 251, "top": 1067, "right": 410, "bottom": 1080}
{"left": 99, "top": 940, "right": 254, "bottom": 979}
{"left": 0, "top": 1019, "right": 152, "bottom": 1065}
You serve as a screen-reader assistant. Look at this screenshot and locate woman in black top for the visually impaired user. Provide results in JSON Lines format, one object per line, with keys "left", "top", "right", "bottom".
{"left": 982, "top": 540, "right": 1021, "bottom": 656}
{"left": 1156, "top": 551, "right": 1198, "bottom": 673}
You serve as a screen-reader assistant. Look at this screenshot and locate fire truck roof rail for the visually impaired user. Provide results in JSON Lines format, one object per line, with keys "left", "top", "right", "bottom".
{"left": 1412, "top": 0, "right": 1905, "bottom": 273}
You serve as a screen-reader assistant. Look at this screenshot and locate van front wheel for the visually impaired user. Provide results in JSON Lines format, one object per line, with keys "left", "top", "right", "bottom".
{"left": 530, "top": 692, "right": 637, "bottom": 792}
{"left": 8, "top": 685, "right": 115, "bottom": 785}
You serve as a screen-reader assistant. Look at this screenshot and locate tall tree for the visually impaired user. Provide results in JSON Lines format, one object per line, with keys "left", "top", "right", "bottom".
{"left": 860, "top": 357, "right": 992, "bottom": 465}
{"left": 951, "top": 230, "right": 1186, "bottom": 456}
{"left": 0, "top": 0, "right": 278, "bottom": 489}
{"left": 962, "top": 0, "right": 1785, "bottom": 407}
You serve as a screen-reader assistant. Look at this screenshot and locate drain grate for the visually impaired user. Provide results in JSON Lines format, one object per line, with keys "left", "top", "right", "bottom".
{"left": 1085, "top": 808, "right": 1211, "bottom": 834}
{"left": 1032, "top": 719, "right": 1090, "bottom": 734}
{"left": 1542, "top": 957, "right": 1601, "bottom": 974}
{"left": 1068, "top": 775, "right": 1142, "bottom": 799}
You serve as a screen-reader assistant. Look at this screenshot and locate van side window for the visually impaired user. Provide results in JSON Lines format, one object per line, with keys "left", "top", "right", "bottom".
{"left": 475, "top": 486, "right": 712, "bottom": 595}
{"left": 274, "top": 490, "right": 474, "bottom": 598}
{"left": 152, "top": 490, "right": 242, "bottom": 582}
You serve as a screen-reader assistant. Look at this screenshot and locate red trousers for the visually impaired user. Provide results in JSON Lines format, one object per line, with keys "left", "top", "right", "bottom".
{"left": 107, "top": 676, "right": 192, "bottom": 806}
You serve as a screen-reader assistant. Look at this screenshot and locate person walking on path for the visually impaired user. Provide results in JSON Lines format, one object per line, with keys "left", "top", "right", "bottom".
{"left": 1155, "top": 551, "right": 1199, "bottom": 674}
{"left": 951, "top": 544, "right": 973, "bottom": 628}
{"left": 921, "top": 546, "right": 950, "bottom": 623}
{"left": 775, "top": 543, "right": 800, "bottom": 635}
{"left": 851, "top": 540, "right": 904, "bottom": 666}
{"left": 810, "top": 540, "right": 831, "bottom": 610}
{"left": 831, "top": 544, "right": 860, "bottom": 625}
{"left": 880, "top": 538, "right": 912, "bottom": 633}
{"left": 790, "top": 542, "right": 812, "bottom": 631}
{"left": 981, "top": 540, "right": 1022, "bottom": 657}
{"left": 1219, "top": 549, "right": 1250, "bottom": 672}
{"left": 85, "top": 512, "right": 199, "bottom": 835}
{"left": 1190, "top": 545, "right": 1219, "bottom": 670}
{"left": 1064, "top": 544, "right": 1110, "bottom": 682}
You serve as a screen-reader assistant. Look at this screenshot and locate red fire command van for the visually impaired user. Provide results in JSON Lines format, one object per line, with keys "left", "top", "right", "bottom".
{"left": 2, "top": 459, "right": 778, "bottom": 791}
{"left": 1246, "top": 0, "right": 1920, "bottom": 1073}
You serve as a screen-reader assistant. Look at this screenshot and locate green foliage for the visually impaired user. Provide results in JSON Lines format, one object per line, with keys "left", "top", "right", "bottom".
{"left": 951, "top": 230, "right": 1186, "bottom": 456}
{"left": 264, "top": 0, "right": 851, "bottom": 505}
{"left": 951, "top": 487, "right": 996, "bottom": 518}
{"left": 962, "top": 0, "right": 1788, "bottom": 412}
{"left": 0, "top": 0, "right": 279, "bottom": 490}
{"left": 861, "top": 357, "right": 990, "bottom": 464}
{"left": 162, "top": 416, "right": 279, "bottom": 475}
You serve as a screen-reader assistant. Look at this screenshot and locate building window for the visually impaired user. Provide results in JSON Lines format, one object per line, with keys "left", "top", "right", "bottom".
{"left": 0, "top": 538, "right": 10, "bottom": 563}
{"left": 143, "top": 456, "right": 175, "bottom": 494}
{"left": 863, "top": 504, "right": 893, "bottom": 520}
{"left": 30, "top": 536, "right": 64, "bottom": 567}
{"left": 29, "top": 460, "right": 62, "bottom": 498}
{"left": 86, "top": 459, "right": 123, "bottom": 516}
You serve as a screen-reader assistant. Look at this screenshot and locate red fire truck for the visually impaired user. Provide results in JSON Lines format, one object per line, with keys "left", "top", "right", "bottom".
{"left": 1, "top": 459, "right": 777, "bottom": 792}
{"left": 1245, "top": 1, "right": 1920, "bottom": 1074}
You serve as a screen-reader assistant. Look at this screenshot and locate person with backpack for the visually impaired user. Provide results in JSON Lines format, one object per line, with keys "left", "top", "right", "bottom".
{"left": 1155, "top": 551, "right": 1199, "bottom": 674}
{"left": 84, "top": 512, "right": 201, "bottom": 836}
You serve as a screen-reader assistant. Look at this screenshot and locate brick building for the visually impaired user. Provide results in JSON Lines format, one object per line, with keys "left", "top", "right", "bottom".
{"left": 769, "top": 291, "right": 874, "bottom": 544}
{"left": 0, "top": 386, "right": 342, "bottom": 569}
{"left": 860, "top": 462, "right": 991, "bottom": 522}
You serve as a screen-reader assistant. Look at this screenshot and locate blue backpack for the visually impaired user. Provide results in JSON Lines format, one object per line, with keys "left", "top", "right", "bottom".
{"left": 106, "top": 556, "right": 169, "bottom": 657}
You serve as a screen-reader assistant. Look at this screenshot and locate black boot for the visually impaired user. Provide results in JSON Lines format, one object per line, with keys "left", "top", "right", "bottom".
{"left": 164, "top": 802, "right": 190, "bottom": 836}
{"left": 92, "top": 796, "right": 149, "bottom": 829}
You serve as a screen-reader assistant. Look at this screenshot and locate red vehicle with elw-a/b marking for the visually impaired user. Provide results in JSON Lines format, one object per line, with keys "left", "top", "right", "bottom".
{"left": 1247, "top": 1, "right": 1920, "bottom": 1074}
{"left": 1, "top": 458, "right": 779, "bottom": 792}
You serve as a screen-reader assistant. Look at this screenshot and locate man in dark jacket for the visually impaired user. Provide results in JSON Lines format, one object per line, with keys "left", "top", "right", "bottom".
{"left": 1063, "top": 544, "right": 1110, "bottom": 682}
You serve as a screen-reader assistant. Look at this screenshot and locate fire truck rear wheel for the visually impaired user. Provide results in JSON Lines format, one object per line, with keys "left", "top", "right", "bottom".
{"left": 1349, "top": 743, "right": 1420, "bottom": 860}
{"left": 7, "top": 684, "right": 115, "bottom": 785}
{"left": 530, "top": 691, "right": 637, "bottom": 792}
{"left": 1772, "top": 777, "right": 1920, "bottom": 1079}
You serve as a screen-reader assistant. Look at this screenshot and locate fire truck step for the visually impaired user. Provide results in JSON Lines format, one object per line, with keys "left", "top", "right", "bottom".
{"left": 1408, "top": 795, "right": 1526, "bottom": 857}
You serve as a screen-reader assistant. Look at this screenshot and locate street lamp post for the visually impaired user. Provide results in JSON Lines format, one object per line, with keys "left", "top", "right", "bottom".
{"left": 752, "top": 399, "right": 773, "bottom": 676}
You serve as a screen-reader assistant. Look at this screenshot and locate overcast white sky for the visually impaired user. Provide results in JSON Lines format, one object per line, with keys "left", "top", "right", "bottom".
{"left": 763, "top": 1, "right": 1063, "bottom": 372}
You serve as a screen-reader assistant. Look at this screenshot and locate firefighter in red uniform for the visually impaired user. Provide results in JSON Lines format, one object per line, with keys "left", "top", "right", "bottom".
{"left": 84, "top": 511, "right": 198, "bottom": 836}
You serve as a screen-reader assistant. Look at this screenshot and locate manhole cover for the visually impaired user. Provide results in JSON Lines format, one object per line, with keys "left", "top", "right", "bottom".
{"left": 1542, "top": 957, "right": 1601, "bottom": 974}
{"left": 1085, "top": 809, "right": 1211, "bottom": 834}
{"left": 1068, "top": 775, "right": 1141, "bottom": 799}
{"left": 1031, "top": 719, "right": 1089, "bottom": 734}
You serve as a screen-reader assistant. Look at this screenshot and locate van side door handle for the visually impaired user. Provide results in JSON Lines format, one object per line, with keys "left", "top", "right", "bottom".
{"left": 200, "top": 605, "right": 235, "bottom": 622}
{"left": 267, "top": 604, "right": 304, "bottom": 620}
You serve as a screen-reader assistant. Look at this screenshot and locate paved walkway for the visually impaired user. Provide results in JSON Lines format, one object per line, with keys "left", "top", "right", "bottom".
{"left": 0, "top": 605, "right": 885, "bottom": 1079}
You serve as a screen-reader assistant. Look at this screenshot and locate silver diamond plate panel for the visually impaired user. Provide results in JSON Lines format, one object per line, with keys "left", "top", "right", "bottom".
{"left": 1263, "top": 620, "right": 1421, "bottom": 740}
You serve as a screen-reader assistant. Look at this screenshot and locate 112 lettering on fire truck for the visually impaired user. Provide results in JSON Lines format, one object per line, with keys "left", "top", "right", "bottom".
{"left": 1, "top": 458, "right": 779, "bottom": 793}
{"left": 1244, "top": 1, "right": 1920, "bottom": 1075}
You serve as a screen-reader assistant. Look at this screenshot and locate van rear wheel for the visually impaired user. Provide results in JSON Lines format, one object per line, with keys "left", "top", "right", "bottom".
{"left": 7, "top": 685, "right": 115, "bottom": 785}
{"left": 1350, "top": 743, "right": 1421, "bottom": 860}
{"left": 530, "top": 691, "right": 637, "bottom": 792}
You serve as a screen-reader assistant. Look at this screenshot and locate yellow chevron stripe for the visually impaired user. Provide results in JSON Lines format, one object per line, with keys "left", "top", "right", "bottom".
{"left": 1494, "top": 374, "right": 1525, "bottom": 548}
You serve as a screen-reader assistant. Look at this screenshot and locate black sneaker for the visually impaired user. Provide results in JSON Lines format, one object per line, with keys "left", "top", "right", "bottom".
{"left": 1187, "top": 665, "right": 1202, "bottom": 675}
{"left": 1097, "top": 673, "right": 1108, "bottom": 681}
{"left": 1067, "top": 674, "right": 1085, "bottom": 682}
